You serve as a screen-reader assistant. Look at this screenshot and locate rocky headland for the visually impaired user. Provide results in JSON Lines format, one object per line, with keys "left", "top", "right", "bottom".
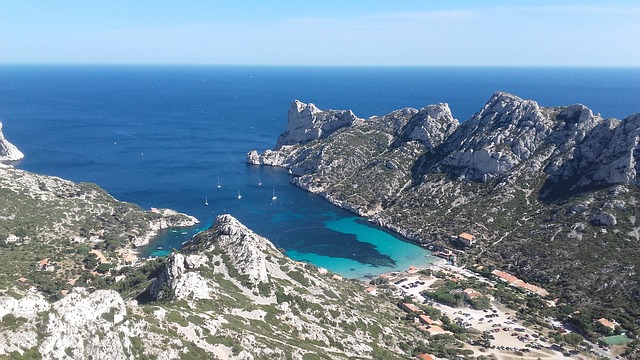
{"left": 248, "top": 92, "right": 640, "bottom": 332}
{"left": 0, "top": 121, "right": 24, "bottom": 163}
{"left": 1, "top": 214, "right": 427, "bottom": 359}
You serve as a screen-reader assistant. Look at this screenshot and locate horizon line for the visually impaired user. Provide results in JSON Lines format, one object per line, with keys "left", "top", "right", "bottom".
{"left": 1, "top": 63, "right": 639, "bottom": 69}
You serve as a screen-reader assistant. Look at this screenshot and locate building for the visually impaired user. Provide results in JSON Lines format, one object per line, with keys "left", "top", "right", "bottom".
{"left": 415, "top": 354, "right": 436, "bottom": 360}
{"left": 597, "top": 318, "right": 616, "bottom": 330}
{"left": 463, "top": 288, "right": 482, "bottom": 299}
{"left": 418, "top": 314, "right": 437, "bottom": 325}
{"left": 364, "top": 286, "right": 377, "bottom": 295}
{"left": 457, "top": 232, "right": 476, "bottom": 247}
{"left": 426, "top": 325, "right": 450, "bottom": 336}
{"left": 400, "top": 303, "right": 420, "bottom": 314}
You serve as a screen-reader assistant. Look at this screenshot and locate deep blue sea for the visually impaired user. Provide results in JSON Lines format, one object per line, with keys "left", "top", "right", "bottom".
{"left": 1, "top": 66, "right": 638, "bottom": 278}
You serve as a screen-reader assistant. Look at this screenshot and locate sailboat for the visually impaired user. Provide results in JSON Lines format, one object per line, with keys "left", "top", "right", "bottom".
{"left": 271, "top": 189, "right": 277, "bottom": 201}
{"left": 205, "top": 197, "right": 208, "bottom": 206}
{"left": 217, "top": 176, "right": 221, "bottom": 189}
{"left": 258, "top": 177, "right": 262, "bottom": 186}
{"left": 237, "top": 190, "right": 242, "bottom": 199}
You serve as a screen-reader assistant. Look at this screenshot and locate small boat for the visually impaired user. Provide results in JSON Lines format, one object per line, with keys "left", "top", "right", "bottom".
{"left": 271, "top": 189, "right": 277, "bottom": 201}
{"left": 217, "top": 176, "right": 221, "bottom": 189}
{"left": 171, "top": 229, "right": 177, "bottom": 233}
{"left": 288, "top": 168, "right": 292, "bottom": 174}
{"left": 181, "top": 231, "right": 188, "bottom": 235}
{"left": 237, "top": 190, "right": 242, "bottom": 199}
{"left": 156, "top": 246, "right": 163, "bottom": 250}
{"left": 205, "top": 197, "right": 208, "bottom": 206}
{"left": 258, "top": 177, "right": 262, "bottom": 186}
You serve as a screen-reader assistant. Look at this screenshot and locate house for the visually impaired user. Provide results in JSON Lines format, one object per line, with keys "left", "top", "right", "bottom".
{"left": 332, "top": 275, "right": 343, "bottom": 281}
{"left": 597, "top": 318, "right": 616, "bottom": 329}
{"left": 416, "top": 354, "right": 436, "bottom": 360}
{"left": 463, "top": 288, "right": 482, "bottom": 298}
{"left": 407, "top": 265, "right": 419, "bottom": 274}
{"left": 457, "top": 232, "right": 476, "bottom": 247}
{"left": 317, "top": 268, "right": 328, "bottom": 275}
{"left": 418, "top": 314, "right": 437, "bottom": 325}
{"left": 400, "top": 303, "right": 420, "bottom": 314}
{"left": 38, "top": 258, "right": 49, "bottom": 270}
{"left": 364, "top": 286, "right": 377, "bottom": 295}
{"left": 426, "top": 325, "right": 450, "bottom": 336}
{"left": 16, "top": 277, "right": 28, "bottom": 283}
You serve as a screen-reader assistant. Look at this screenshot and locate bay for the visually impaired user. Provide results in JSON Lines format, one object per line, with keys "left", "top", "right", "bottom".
{"left": 1, "top": 65, "right": 638, "bottom": 277}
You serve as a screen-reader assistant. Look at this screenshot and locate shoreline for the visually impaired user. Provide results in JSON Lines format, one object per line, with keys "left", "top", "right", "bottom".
{"left": 251, "top": 160, "right": 432, "bottom": 248}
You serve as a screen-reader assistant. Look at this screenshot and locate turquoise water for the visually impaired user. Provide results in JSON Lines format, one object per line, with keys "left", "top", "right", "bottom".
{"left": 287, "top": 217, "right": 437, "bottom": 278}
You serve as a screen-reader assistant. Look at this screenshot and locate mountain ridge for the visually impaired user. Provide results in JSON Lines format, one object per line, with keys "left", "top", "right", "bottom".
{"left": 247, "top": 92, "right": 640, "bottom": 331}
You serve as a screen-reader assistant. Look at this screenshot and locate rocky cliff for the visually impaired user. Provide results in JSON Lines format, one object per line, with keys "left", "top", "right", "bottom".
{"left": 275, "top": 100, "right": 364, "bottom": 149}
{"left": 0, "top": 121, "right": 24, "bottom": 162}
{"left": 248, "top": 92, "right": 640, "bottom": 325}
{"left": 0, "top": 166, "right": 197, "bottom": 304}
{"left": 0, "top": 214, "right": 427, "bottom": 359}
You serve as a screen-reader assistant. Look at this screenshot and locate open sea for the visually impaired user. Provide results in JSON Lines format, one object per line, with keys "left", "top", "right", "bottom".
{"left": 1, "top": 65, "right": 638, "bottom": 278}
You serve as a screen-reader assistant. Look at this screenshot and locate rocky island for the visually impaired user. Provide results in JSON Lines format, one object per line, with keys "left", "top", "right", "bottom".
{"left": 249, "top": 92, "right": 640, "bottom": 354}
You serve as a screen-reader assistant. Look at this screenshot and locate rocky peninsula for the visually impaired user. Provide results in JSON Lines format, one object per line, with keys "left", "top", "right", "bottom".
{"left": 248, "top": 92, "right": 640, "bottom": 337}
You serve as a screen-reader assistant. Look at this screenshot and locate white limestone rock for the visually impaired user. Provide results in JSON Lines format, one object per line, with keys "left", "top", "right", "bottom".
{"left": 400, "top": 103, "right": 459, "bottom": 148}
{"left": 149, "top": 253, "right": 214, "bottom": 300}
{"left": 0, "top": 291, "right": 50, "bottom": 320}
{"left": 209, "top": 214, "right": 275, "bottom": 284}
{"left": 275, "top": 100, "right": 363, "bottom": 149}
{"left": 433, "top": 92, "right": 555, "bottom": 181}
{"left": 0, "top": 122, "right": 24, "bottom": 162}
{"left": 38, "top": 288, "right": 129, "bottom": 360}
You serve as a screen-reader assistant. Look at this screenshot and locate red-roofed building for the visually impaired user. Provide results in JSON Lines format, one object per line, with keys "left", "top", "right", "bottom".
{"left": 426, "top": 325, "right": 450, "bottom": 336}
{"left": 416, "top": 354, "right": 436, "bottom": 360}
{"left": 463, "top": 288, "right": 482, "bottom": 298}
{"left": 597, "top": 318, "right": 616, "bottom": 329}
{"left": 400, "top": 303, "right": 420, "bottom": 314}
{"left": 418, "top": 314, "right": 437, "bottom": 325}
{"left": 457, "top": 232, "right": 476, "bottom": 247}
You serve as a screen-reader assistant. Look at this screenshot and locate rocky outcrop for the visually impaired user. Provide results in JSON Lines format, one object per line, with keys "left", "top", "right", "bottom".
{"left": 0, "top": 121, "right": 24, "bottom": 162}
{"left": 275, "top": 100, "right": 363, "bottom": 149}
{"left": 397, "top": 103, "right": 459, "bottom": 149}
{"left": 149, "top": 253, "right": 212, "bottom": 300}
{"left": 40, "top": 288, "right": 130, "bottom": 360}
{"left": 248, "top": 92, "right": 640, "bottom": 325}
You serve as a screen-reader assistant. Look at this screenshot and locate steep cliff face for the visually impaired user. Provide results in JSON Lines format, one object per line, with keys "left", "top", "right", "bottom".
{"left": 248, "top": 92, "right": 640, "bottom": 323}
{"left": 275, "top": 100, "right": 363, "bottom": 149}
{"left": 0, "top": 122, "right": 24, "bottom": 162}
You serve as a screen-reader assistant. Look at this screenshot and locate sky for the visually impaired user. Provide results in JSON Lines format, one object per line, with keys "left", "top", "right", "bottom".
{"left": 0, "top": 1, "right": 639, "bottom": 66}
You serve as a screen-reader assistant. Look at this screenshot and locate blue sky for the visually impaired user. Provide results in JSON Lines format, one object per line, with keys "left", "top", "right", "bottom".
{"left": 1, "top": 1, "right": 638, "bottom": 66}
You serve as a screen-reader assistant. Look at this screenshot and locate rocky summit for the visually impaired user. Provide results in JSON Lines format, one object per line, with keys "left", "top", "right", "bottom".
{"left": 248, "top": 93, "right": 640, "bottom": 333}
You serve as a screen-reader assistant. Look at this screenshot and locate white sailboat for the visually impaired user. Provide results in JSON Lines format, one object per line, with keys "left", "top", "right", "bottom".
{"left": 217, "top": 176, "right": 221, "bottom": 189}
{"left": 271, "top": 189, "right": 277, "bottom": 201}
{"left": 258, "top": 177, "right": 262, "bottom": 186}
{"left": 205, "top": 197, "right": 208, "bottom": 206}
{"left": 237, "top": 190, "right": 242, "bottom": 199}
